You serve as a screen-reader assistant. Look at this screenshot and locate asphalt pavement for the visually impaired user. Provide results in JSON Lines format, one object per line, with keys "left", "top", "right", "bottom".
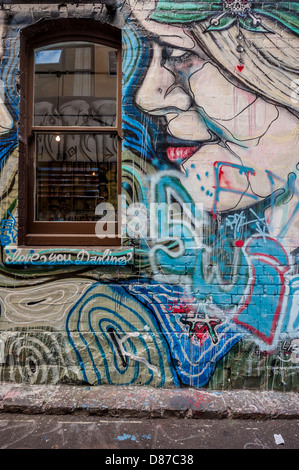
{"left": 0, "top": 414, "right": 299, "bottom": 449}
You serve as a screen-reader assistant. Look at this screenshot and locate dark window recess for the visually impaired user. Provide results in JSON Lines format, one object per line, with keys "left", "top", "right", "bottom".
{"left": 35, "top": 135, "right": 118, "bottom": 222}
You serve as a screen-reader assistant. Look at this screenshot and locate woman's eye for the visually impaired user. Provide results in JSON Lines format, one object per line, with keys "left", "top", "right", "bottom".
{"left": 169, "top": 48, "right": 187, "bottom": 58}
{"left": 163, "top": 46, "right": 192, "bottom": 64}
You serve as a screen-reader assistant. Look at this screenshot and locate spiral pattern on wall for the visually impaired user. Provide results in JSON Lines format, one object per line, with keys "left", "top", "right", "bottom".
{"left": 0, "top": 329, "right": 80, "bottom": 385}
{"left": 66, "top": 283, "right": 174, "bottom": 386}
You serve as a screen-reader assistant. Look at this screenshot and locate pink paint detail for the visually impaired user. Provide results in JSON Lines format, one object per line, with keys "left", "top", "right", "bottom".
{"left": 4, "top": 390, "right": 20, "bottom": 399}
{"left": 234, "top": 262, "right": 286, "bottom": 345}
{"left": 216, "top": 162, "right": 232, "bottom": 188}
{"left": 211, "top": 161, "right": 256, "bottom": 216}
{"left": 233, "top": 237, "right": 289, "bottom": 346}
{"left": 167, "top": 146, "right": 198, "bottom": 162}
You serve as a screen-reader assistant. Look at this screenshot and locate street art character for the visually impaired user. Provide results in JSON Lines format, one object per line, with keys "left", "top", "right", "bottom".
{"left": 121, "top": 0, "right": 299, "bottom": 385}
{"left": 127, "top": 0, "right": 299, "bottom": 236}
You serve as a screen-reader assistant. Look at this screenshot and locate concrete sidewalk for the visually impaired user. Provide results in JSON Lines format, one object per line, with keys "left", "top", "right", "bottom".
{"left": 0, "top": 383, "right": 299, "bottom": 419}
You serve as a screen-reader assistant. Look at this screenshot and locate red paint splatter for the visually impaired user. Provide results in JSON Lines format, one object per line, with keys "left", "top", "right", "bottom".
{"left": 172, "top": 305, "right": 187, "bottom": 313}
{"left": 172, "top": 304, "right": 197, "bottom": 314}
{"left": 214, "top": 161, "right": 232, "bottom": 188}
{"left": 234, "top": 240, "right": 244, "bottom": 247}
{"left": 192, "top": 324, "right": 209, "bottom": 345}
{"left": 237, "top": 64, "right": 245, "bottom": 72}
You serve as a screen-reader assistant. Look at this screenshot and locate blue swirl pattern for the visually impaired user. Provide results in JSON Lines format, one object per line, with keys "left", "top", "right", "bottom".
{"left": 66, "top": 283, "right": 175, "bottom": 386}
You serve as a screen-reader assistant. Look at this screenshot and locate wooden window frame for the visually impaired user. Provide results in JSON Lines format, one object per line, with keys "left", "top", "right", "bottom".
{"left": 18, "top": 18, "right": 122, "bottom": 246}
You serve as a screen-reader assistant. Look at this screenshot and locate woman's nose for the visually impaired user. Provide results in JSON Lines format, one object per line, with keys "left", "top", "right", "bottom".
{"left": 135, "top": 43, "right": 192, "bottom": 114}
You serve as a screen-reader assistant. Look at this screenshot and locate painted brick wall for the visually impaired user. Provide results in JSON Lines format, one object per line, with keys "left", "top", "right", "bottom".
{"left": 0, "top": 1, "right": 298, "bottom": 390}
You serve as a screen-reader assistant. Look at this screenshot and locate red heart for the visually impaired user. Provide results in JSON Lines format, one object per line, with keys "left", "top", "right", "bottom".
{"left": 237, "top": 64, "right": 244, "bottom": 72}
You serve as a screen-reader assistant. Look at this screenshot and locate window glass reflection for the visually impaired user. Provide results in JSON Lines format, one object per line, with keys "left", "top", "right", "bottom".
{"left": 33, "top": 41, "right": 117, "bottom": 127}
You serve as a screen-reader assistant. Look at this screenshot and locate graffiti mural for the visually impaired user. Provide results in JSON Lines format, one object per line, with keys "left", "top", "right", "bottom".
{"left": 120, "top": 0, "right": 299, "bottom": 388}
{"left": 0, "top": 1, "right": 298, "bottom": 390}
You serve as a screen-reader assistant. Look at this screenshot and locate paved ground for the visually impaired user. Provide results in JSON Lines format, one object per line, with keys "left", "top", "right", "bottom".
{"left": 0, "top": 414, "right": 298, "bottom": 449}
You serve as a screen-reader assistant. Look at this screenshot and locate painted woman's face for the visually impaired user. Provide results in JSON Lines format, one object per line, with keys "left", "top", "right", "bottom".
{"left": 132, "top": 5, "right": 299, "bottom": 212}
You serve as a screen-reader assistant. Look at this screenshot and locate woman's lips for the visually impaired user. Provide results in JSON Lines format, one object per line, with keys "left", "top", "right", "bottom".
{"left": 167, "top": 146, "right": 198, "bottom": 162}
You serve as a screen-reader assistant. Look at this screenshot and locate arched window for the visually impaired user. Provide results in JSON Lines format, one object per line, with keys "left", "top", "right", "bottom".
{"left": 19, "top": 19, "right": 121, "bottom": 246}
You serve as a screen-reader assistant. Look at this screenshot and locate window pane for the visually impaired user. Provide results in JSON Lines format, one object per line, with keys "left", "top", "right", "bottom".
{"left": 35, "top": 133, "right": 117, "bottom": 221}
{"left": 33, "top": 42, "right": 117, "bottom": 127}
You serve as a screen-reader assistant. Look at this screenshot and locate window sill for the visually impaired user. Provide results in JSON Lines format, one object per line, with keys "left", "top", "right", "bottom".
{"left": 3, "top": 245, "right": 134, "bottom": 266}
